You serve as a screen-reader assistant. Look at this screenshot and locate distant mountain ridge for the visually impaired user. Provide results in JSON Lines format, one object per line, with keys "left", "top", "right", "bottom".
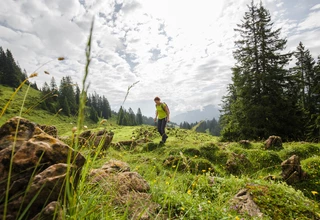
{"left": 171, "top": 105, "right": 220, "bottom": 124}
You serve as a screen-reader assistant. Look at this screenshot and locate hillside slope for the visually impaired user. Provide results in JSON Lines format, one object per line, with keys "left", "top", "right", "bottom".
{"left": 0, "top": 84, "right": 98, "bottom": 135}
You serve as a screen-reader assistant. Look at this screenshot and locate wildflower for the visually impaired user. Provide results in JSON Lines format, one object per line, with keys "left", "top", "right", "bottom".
{"left": 44, "top": 71, "right": 50, "bottom": 75}
{"left": 311, "top": 191, "right": 318, "bottom": 195}
{"left": 29, "top": 73, "right": 38, "bottom": 78}
{"left": 58, "top": 57, "right": 65, "bottom": 61}
{"left": 207, "top": 200, "right": 211, "bottom": 204}
{"left": 202, "top": 170, "right": 206, "bottom": 173}
{"left": 166, "top": 181, "right": 169, "bottom": 185}
{"left": 172, "top": 165, "right": 176, "bottom": 168}
{"left": 187, "top": 189, "right": 192, "bottom": 195}
{"left": 181, "top": 207, "right": 185, "bottom": 211}
{"left": 235, "top": 216, "right": 240, "bottom": 220}
{"left": 194, "top": 155, "right": 198, "bottom": 158}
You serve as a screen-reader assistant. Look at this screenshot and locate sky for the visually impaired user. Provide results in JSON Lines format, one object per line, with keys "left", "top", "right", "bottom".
{"left": 1, "top": 0, "right": 320, "bottom": 118}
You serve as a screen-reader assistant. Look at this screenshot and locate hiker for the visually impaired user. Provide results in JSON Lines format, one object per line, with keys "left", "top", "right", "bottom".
{"left": 154, "top": 96, "right": 170, "bottom": 144}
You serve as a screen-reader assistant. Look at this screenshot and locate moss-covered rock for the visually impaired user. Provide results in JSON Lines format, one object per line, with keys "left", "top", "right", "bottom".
{"left": 246, "top": 150, "right": 282, "bottom": 172}
{"left": 280, "top": 143, "right": 320, "bottom": 160}
{"left": 226, "top": 153, "right": 252, "bottom": 175}
{"left": 245, "top": 183, "right": 320, "bottom": 219}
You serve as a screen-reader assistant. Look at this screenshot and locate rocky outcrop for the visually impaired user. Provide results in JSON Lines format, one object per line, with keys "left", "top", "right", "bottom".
{"left": 231, "top": 188, "right": 263, "bottom": 218}
{"left": 89, "top": 159, "right": 160, "bottom": 219}
{"left": 265, "top": 135, "right": 283, "bottom": 150}
{"left": 78, "top": 129, "right": 113, "bottom": 150}
{"left": 0, "top": 117, "right": 85, "bottom": 220}
{"left": 39, "top": 124, "right": 58, "bottom": 138}
{"left": 281, "top": 155, "right": 307, "bottom": 184}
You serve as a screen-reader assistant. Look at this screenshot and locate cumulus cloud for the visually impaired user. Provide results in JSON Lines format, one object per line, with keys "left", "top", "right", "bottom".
{"left": 0, "top": 0, "right": 319, "bottom": 117}
{"left": 297, "top": 10, "right": 320, "bottom": 31}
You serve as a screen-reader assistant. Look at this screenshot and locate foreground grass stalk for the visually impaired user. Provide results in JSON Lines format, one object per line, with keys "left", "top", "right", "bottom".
{"left": 64, "top": 18, "right": 94, "bottom": 219}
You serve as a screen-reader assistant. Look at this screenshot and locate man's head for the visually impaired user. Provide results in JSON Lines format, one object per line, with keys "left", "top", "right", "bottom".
{"left": 154, "top": 96, "right": 161, "bottom": 104}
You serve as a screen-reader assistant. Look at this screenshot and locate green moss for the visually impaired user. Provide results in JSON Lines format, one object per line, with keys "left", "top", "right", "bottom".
{"left": 247, "top": 183, "right": 320, "bottom": 219}
{"left": 246, "top": 150, "right": 282, "bottom": 171}
{"left": 280, "top": 143, "right": 320, "bottom": 160}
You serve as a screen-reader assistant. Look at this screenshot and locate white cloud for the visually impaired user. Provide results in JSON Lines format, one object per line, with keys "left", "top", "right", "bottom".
{"left": 310, "top": 4, "right": 320, "bottom": 11}
{"left": 298, "top": 10, "right": 320, "bottom": 30}
{"left": 0, "top": 0, "right": 319, "bottom": 118}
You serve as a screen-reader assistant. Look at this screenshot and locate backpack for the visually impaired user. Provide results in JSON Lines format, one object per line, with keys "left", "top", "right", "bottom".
{"left": 157, "top": 102, "right": 170, "bottom": 114}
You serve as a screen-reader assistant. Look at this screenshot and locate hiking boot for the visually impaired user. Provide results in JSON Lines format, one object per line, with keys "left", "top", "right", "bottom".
{"left": 163, "top": 134, "right": 168, "bottom": 143}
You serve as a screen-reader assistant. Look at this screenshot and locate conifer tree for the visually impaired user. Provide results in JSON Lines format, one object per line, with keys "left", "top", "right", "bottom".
{"left": 221, "top": 1, "right": 293, "bottom": 140}
{"left": 136, "top": 108, "right": 143, "bottom": 125}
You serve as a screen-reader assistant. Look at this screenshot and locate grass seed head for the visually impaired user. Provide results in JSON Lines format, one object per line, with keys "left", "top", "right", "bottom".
{"left": 29, "top": 73, "right": 38, "bottom": 78}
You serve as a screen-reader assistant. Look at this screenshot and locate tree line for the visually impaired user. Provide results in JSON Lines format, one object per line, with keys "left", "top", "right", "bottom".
{"left": 0, "top": 47, "right": 29, "bottom": 88}
{"left": 39, "top": 76, "right": 112, "bottom": 122}
{"left": 179, "top": 118, "right": 221, "bottom": 136}
{"left": 117, "top": 106, "right": 160, "bottom": 126}
{"left": 220, "top": 1, "right": 320, "bottom": 142}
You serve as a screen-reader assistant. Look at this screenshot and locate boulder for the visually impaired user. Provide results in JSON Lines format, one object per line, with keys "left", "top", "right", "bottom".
{"left": 78, "top": 129, "right": 113, "bottom": 150}
{"left": 31, "top": 201, "right": 63, "bottom": 220}
{"left": 231, "top": 188, "right": 263, "bottom": 218}
{"left": 39, "top": 124, "right": 58, "bottom": 138}
{"left": 265, "top": 135, "right": 283, "bottom": 150}
{"left": 0, "top": 117, "right": 85, "bottom": 220}
{"left": 89, "top": 159, "right": 160, "bottom": 219}
{"left": 281, "top": 155, "right": 307, "bottom": 184}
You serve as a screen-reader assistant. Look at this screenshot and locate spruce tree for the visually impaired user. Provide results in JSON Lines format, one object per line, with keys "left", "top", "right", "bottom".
{"left": 221, "top": 1, "right": 293, "bottom": 140}
{"left": 58, "top": 76, "right": 77, "bottom": 115}
{"left": 128, "top": 108, "right": 136, "bottom": 125}
{"left": 136, "top": 108, "right": 143, "bottom": 125}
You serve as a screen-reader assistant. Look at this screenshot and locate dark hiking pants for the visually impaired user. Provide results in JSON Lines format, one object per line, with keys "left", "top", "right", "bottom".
{"left": 157, "top": 118, "right": 168, "bottom": 142}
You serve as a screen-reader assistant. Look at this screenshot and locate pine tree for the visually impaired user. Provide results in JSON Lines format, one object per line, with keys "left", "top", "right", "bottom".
{"left": 89, "top": 106, "right": 99, "bottom": 122}
{"left": 136, "top": 108, "right": 143, "bottom": 125}
{"left": 306, "top": 55, "right": 320, "bottom": 141}
{"left": 221, "top": 1, "right": 293, "bottom": 140}
{"left": 0, "top": 47, "right": 5, "bottom": 83}
{"left": 117, "top": 107, "right": 125, "bottom": 125}
{"left": 62, "top": 96, "right": 71, "bottom": 116}
{"left": 40, "top": 82, "right": 51, "bottom": 110}
{"left": 58, "top": 76, "right": 77, "bottom": 115}
{"left": 128, "top": 108, "right": 136, "bottom": 125}
{"left": 2, "top": 49, "right": 22, "bottom": 87}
